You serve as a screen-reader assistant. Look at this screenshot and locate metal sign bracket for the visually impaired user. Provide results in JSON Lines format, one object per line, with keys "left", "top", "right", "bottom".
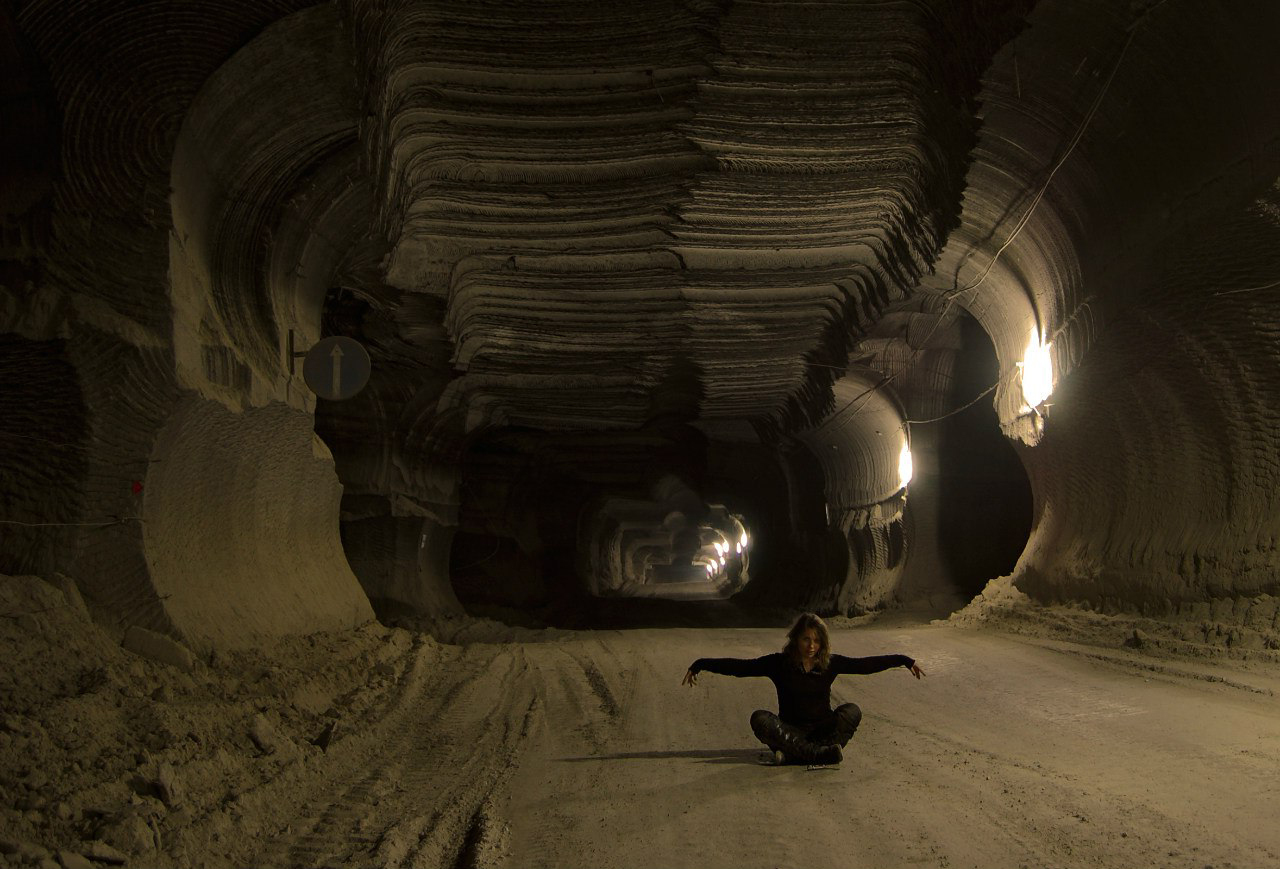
{"left": 288, "top": 329, "right": 309, "bottom": 376}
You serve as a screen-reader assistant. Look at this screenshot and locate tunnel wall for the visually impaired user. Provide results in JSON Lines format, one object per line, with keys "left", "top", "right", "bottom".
{"left": 7, "top": 0, "right": 1279, "bottom": 643}
{"left": 142, "top": 397, "right": 373, "bottom": 651}
{"left": 0, "top": 2, "right": 382, "bottom": 648}
{"left": 0, "top": 337, "right": 88, "bottom": 579}
{"left": 892, "top": 426, "right": 954, "bottom": 610}
{"left": 1014, "top": 192, "right": 1280, "bottom": 641}
{"left": 795, "top": 376, "right": 911, "bottom": 614}
{"left": 341, "top": 512, "right": 464, "bottom": 624}
{"left": 933, "top": 0, "right": 1280, "bottom": 641}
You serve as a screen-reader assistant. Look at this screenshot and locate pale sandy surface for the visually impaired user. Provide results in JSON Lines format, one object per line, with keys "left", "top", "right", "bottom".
{"left": 3, "top": 573, "right": 1280, "bottom": 869}
{"left": 497, "top": 625, "right": 1280, "bottom": 869}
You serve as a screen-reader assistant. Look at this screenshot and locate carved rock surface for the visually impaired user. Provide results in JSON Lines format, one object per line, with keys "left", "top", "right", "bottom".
{"left": 1, "top": 0, "right": 1278, "bottom": 632}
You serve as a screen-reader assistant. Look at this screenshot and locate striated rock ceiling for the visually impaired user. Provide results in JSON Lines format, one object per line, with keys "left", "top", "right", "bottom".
{"left": 2, "top": 0, "right": 1279, "bottom": 647}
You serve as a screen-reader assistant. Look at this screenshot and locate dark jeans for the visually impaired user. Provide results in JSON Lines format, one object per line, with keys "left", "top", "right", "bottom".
{"left": 750, "top": 703, "right": 862, "bottom": 752}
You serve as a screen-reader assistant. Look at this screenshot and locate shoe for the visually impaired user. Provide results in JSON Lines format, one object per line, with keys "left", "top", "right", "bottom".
{"left": 814, "top": 744, "right": 842, "bottom": 765}
{"left": 771, "top": 725, "right": 837, "bottom": 765}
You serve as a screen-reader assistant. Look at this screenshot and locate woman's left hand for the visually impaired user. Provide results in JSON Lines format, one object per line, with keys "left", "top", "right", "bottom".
{"left": 909, "top": 663, "right": 926, "bottom": 679}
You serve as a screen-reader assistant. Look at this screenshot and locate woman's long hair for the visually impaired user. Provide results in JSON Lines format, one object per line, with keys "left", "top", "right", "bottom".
{"left": 783, "top": 612, "right": 831, "bottom": 670}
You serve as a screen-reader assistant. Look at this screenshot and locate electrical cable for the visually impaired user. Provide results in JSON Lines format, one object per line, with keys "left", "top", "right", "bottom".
{"left": 0, "top": 432, "right": 86, "bottom": 450}
{"left": 903, "top": 381, "right": 1000, "bottom": 426}
{"left": 0, "top": 517, "right": 140, "bottom": 528}
{"left": 825, "top": 9, "right": 1148, "bottom": 430}
{"left": 944, "top": 23, "right": 1138, "bottom": 305}
{"left": 1213, "top": 277, "right": 1280, "bottom": 297}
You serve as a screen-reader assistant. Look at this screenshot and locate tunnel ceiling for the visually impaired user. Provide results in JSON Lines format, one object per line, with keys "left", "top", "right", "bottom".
{"left": 3, "top": 0, "right": 1280, "bottom": 635}
{"left": 349, "top": 0, "right": 1029, "bottom": 437}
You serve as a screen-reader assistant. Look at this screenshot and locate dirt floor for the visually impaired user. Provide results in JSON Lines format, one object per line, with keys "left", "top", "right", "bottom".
{"left": 3, "top": 573, "right": 1280, "bottom": 869}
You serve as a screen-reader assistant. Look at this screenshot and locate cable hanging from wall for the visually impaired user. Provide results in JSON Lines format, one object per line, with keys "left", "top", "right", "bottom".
{"left": 818, "top": 3, "right": 1158, "bottom": 431}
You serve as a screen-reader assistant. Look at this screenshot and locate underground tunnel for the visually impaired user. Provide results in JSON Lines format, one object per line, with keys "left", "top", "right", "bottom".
{"left": 2, "top": 0, "right": 1280, "bottom": 867}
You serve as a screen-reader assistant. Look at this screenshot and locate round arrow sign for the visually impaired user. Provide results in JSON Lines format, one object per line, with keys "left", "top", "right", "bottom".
{"left": 302, "top": 336, "right": 371, "bottom": 401}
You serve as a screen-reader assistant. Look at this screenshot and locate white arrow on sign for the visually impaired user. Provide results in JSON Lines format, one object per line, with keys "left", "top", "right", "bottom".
{"left": 302, "top": 336, "right": 369, "bottom": 401}
{"left": 331, "top": 344, "right": 343, "bottom": 397}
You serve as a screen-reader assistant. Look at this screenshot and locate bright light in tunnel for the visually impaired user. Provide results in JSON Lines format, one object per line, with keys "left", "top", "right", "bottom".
{"left": 740, "top": 531, "right": 749, "bottom": 548}
{"left": 898, "top": 442, "right": 913, "bottom": 490}
{"left": 1019, "top": 329, "right": 1054, "bottom": 410}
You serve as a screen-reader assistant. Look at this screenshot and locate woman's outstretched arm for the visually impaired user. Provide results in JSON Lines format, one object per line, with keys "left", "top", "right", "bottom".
{"left": 681, "top": 654, "right": 773, "bottom": 686}
{"left": 829, "top": 653, "right": 925, "bottom": 678}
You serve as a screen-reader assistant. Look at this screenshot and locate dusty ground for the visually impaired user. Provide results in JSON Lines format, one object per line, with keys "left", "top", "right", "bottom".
{"left": 3, "top": 573, "right": 1280, "bottom": 868}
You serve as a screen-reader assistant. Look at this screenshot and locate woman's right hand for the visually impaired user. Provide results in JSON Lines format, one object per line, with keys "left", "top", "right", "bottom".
{"left": 681, "top": 669, "right": 698, "bottom": 687}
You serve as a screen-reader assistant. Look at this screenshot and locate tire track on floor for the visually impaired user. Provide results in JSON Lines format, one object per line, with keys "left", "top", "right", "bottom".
{"left": 261, "top": 640, "right": 482, "bottom": 867}
{"left": 249, "top": 641, "right": 535, "bottom": 869}
{"left": 522, "top": 640, "right": 632, "bottom": 753}
{"left": 377, "top": 648, "right": 536, "bottom": 869}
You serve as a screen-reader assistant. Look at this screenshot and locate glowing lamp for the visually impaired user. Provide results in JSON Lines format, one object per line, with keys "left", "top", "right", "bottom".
{"left": 898, "top": 443, "right": 913, "bottom": 490}
{"left": 1019, "top": 330, "right": 1053, "bottom": 410}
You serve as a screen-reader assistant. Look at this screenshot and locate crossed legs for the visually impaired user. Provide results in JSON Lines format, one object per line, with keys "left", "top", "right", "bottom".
{"left": 809, "top": 702, "right": 862, "bottom": 746}
{"left": 749, "top": 703, "right": 862, "bottom": 765}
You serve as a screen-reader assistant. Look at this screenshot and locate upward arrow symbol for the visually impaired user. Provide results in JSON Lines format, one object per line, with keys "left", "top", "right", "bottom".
{"left": 330, "top": 345, "right": 344, "bottom": 397}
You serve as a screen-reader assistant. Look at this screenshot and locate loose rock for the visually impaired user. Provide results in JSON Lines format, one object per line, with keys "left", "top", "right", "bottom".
{"left": 84, "top": 840, "right": 130, "bottom": 864}
{"left": 97, "top": 810, "right": 156, "bottom": 854}
{"left": 121, "top": 626, "right": 195, "bottom": 672}
{"left": 48, "top": 574, "right": 90, "bottom": 621}
{"left": 248, "top": 714, "right": 285, "bottom": 755}
{"left": 155, "top": 762, "right": 183, "bottom": 809}
{"left": 19, "top": 793, "right": 48, "bottom": 811}
{"left": 10, "top": 841, "right": 52, "bottom": 861}
{"left": 57, "top": 852, "right": 94, "bottom": 869}
{"left": 310, "top": 719, "right": 339, "bottom": 752}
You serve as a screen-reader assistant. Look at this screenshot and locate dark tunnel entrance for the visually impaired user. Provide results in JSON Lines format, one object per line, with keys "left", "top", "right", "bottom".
{"left": 933, "top": 316, "right": 1034, "bottom": 603}
{"left": 443, "top": 421, "right": 836, "bottom": 628}
{"left": 444, "top": 322, "right": 1035, "bottom": 628}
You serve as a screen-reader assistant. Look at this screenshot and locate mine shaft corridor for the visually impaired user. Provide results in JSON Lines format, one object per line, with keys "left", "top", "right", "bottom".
{"left": 228, "top": 621, "right": 1280, "bottom": 869}
{"left": 3, "top": 1, "right": 1279, "bottom": 867}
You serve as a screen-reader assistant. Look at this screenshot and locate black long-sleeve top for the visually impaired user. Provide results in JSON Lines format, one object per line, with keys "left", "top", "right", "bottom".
{"left": 689, "top": 652, "right": 915, "bottom": 729}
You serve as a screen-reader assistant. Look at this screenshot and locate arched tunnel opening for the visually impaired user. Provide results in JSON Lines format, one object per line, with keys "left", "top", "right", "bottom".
{"left": 443, "top": 424, "right": 779, "bottom": 625}
{"left": 420, "top": 313, "right": 1034, "bottom": 628}
{"left": 933, "top": 316, "right": 1034, "bottom": 602}
{"left": 886, "top": 311, "right": 1036, "bottom": 613}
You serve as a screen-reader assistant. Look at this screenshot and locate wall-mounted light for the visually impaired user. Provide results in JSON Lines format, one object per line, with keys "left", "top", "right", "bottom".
{"left": 898, "top": 442, "right": 913, "bottom": 490}
{"left": 1018, "top": 328, "right": 1053, "bottom": 411}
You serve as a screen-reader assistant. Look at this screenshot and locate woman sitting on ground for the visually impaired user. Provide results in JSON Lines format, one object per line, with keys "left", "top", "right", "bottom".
{"left": 681, "top": 612, "right": 925, "bottom": 765}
